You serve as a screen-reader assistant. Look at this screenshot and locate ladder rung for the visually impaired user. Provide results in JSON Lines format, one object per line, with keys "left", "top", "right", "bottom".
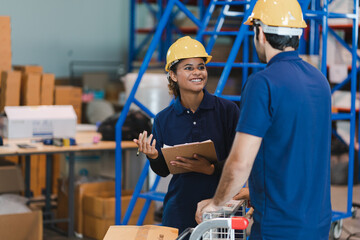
{"left": 139, "top": 191, "right": 166, "bottom": 201}
{"left": 332, "top": 113, "right": 352, "bottom": 121}
{"left": 214, "top": 1, "right": 249, "bottom": 6}
{"left": 224, "top": 11, "right": 245, "bottom": 17}
{"left": 203, "top": 31, "right": 239, "bottom": 36}
{"left": 207, "top": 62, "right": 266, "bottom": 68}
{"left": 218, "top": 95, "right": 241, "bottom": 101}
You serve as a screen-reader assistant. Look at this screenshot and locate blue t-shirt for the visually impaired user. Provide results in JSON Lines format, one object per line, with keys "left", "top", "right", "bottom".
{"left": 236, "top": 51, "right": 332, "bottom": 240}
{"left": 149, "top": 89, "right": 240, "bottom": 234}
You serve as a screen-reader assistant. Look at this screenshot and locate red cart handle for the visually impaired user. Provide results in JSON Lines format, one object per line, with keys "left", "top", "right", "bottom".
{"left": 231, "top": 217, "right": 249, "bottom": 230}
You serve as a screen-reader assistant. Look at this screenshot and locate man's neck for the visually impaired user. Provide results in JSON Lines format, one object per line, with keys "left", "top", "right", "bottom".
{"left": 265, "top": 44, "right": 295, "bottom": 63}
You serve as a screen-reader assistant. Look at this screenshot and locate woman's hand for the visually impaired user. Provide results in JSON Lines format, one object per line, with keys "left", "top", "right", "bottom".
{"left": 170, "top": 154, "right": 215, "bottom": 175}
{"left": 233, "top": 187, "right": 250, "bottom": 200}
{"left": 133, "top": 131, "right": 158, "bottom": 159}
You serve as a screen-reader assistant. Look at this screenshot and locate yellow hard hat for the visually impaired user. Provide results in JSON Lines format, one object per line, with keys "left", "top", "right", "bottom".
{"left": 244, "top": 0, "right": 307, "bottom": 29}
{"left": 165, "top": 36, "right": 212, "bottom": 72}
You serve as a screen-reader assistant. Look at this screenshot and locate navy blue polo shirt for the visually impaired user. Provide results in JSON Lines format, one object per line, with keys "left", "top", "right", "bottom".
{"left": 149, "top": 89, "right": 240, "bottom": 234}
{"left": 236, "top": 51, "right": 332, "bottom": 239}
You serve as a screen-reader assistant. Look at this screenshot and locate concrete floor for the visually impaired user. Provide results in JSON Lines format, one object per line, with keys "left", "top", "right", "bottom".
{"left": 44, "top": 184, "right": 360, "bottom": 240}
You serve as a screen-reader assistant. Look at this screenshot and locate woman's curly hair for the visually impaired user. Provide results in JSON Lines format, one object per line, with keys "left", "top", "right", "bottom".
{"left": 167, "top": 59, "right": 182, "bottom": 99}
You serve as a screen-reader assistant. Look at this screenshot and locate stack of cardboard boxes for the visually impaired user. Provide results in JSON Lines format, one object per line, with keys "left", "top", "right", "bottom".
{"left": 57, "top": 180, "right": 155, "bottom": 240}
{"left": 0, "top": 16, "right": 82, "bottom": 198}
{"left": 0, "top": 16, "right": 12, "bottom": 73}
{"left": 0, "top": 164, "right": 42, "bottom": 240}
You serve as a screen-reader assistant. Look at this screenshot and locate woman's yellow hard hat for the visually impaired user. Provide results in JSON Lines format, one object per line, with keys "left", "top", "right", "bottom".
{"left": 165, "top": 36, "right": 212, "bottom": 72}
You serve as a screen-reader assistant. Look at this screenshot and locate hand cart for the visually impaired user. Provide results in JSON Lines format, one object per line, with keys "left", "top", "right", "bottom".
{"left": 177, "top": 200, "right": 252, "bottom": 240}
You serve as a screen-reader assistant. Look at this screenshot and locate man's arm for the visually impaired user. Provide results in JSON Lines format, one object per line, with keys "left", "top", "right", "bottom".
{"left": 195, "top": 132, "right": 262, "bottom": 223}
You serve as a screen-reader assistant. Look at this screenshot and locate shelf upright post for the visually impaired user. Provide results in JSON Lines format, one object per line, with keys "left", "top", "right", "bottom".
{"left": 128, "top": 0, "right": 136, "bottom": 73}
{"left": 349, "top": 0, "right": 359, "bottom": 214}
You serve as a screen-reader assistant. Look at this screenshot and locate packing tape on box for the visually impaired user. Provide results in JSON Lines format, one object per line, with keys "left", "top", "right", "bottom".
{"left": 135, "top": 225, "right": 150, "bottom": 240}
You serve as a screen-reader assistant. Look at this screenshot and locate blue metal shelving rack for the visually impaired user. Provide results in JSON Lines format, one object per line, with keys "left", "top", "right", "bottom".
{"left": 128, "top": 0, "right": 209, "bottom": 73}
{"left": 302, "top": 0, "right": 359, "bottom": 226}
{"left": 117, "top": 0, "right": 359, "bottom": 236}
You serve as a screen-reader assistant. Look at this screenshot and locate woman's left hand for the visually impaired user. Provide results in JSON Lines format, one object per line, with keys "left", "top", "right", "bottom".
{"left": 170, "top": 154, "right": 215, "bottom": 175}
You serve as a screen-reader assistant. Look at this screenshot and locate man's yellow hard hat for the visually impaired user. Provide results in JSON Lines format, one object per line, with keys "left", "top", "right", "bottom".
{"left": 244, "top": 0, "right": 307, "bottom": 28}
{"left": 165, "top": 36, "right": 212, "bottom": 72}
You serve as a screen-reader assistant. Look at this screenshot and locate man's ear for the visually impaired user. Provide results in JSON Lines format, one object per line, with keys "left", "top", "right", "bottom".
{"left": 258, "top": 26, "right": 266, "bottom": 44}
{"left": 169, "top": 71, "right": 177, "bottom": 82}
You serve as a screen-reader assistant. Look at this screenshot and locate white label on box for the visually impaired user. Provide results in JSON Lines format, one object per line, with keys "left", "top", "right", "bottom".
{"left": 32, "top": 120, "right": 53, "bottom": 137}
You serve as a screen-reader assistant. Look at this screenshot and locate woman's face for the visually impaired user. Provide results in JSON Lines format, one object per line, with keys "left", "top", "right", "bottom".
{"left": 170, "top": 58, "right": 208, "bottom": 95}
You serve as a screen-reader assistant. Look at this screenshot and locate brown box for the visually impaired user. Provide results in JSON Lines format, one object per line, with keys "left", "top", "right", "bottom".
{"left": 21, "top": 72, "right": 41, "bottom": 105}
{"left": 0, "top": 70, "right": 21, "bottom": 112}
{"left": 0, "top": 158, "right": 43, "bottom": 240}
{"left": 0, "top": 165, "right": 24, "bottom": 193}
{"left": 40, "top": 73, "right": 55, "bottom": 105}
{"left": 82, "top": 191, "right": 155, "bottom": 240}
{"left": 57, "top": 180, "right": 117, "bottom": 234}
{"left": 104, "top": 225, "right": 178, "bottom": 240}
{"left": 54, "top": 86, "right": 82, "bottom": 123}
{"left": 0, "top": 211, "right": 43, "bottom": 240}
{"left": 0, "top": 16, "right": 12, "bottom": 73}
{"left": 13, "top": 65, "right": 43, "bottom": 74}
{"left": 57, "top": 180, "right": 154, "bottom": 238}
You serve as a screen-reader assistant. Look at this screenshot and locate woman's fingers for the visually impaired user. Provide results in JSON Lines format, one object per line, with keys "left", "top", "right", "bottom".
{"left": 138, "top": 132, "right": 143, "bottom": 151}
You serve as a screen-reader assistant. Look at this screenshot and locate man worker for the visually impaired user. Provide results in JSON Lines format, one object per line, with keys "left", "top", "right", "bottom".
{"left": 196, "top": 0, "right": 332, "bottom": 239}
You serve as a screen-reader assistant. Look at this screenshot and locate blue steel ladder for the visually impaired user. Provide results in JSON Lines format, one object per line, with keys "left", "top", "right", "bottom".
{"left": 129, "top": 0, "right": 209, "bottom": 73}
{"left": 115, "top": 0, "right": 359, "bottom": 232}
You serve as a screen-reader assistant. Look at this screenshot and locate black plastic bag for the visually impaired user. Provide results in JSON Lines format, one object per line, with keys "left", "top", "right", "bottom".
{"left": 97, "top": 110, "right": 152, "bottom": 141}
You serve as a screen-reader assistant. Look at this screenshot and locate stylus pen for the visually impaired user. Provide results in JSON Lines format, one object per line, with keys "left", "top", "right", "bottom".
{"left": 136, "top": 148, "right": 140, "bottom": 156}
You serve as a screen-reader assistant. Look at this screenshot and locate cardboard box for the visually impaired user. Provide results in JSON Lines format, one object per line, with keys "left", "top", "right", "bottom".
{"left": 104, "top": 225, "right": 178, "bottom": 240}
{"left": 0, "top": 16, "right": 12, "bottom": 75}
{"left": 3, "top": 105, "right": 77, "bottom": 139}
{"left": 54, "top": 86, "right": 82, "bottom": 123}
{"left": 0, "top": 211, "right": 43, "bottom": 240}
{"left": 0, "top": 157, "right": 43, "bottom": 240}
{"left": 82, "top": 191, "right": 155, "bottom": 240}
{"left": 0, "top": 70, "right": 21, "bottom": 112}
{"left": 13, "top": 65, "right": 43, "bottom": 74}
{"left": 21, "top": 72, "right": 41, "bottom": 106}
{"left": 57, "top": 180, "right": 117, "bottom": 235}
{"left": 40, "top": 73, "right": 55, "bottom": 105}
{"left": 57, "top": 180, "right": 154, "bottom": 238}
{"left": 0, "top": 165, "right": 24, "bottom": 193}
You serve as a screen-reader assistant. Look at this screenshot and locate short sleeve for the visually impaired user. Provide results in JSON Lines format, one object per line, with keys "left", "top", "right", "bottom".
{"left": 236, "top": 74, "right": 272, "bottom": 137}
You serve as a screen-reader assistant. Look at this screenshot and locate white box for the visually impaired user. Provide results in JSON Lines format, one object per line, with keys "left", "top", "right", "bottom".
{"left": 332, "top": 90, "right": 360, "bottom": 110}
{"left": 3, "top": 105, "right": 77, "bottom": 139}
{"left": 329, "top": 64, "right": 348, "bottom": 84}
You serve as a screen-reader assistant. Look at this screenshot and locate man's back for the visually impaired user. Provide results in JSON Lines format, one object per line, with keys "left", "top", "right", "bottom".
{"left": 236, "top": 51, "right": 332, "bottom": 239}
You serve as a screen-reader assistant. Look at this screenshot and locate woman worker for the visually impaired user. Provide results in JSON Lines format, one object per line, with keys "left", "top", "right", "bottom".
{"left": 134, "top": 36, "right": 240, "bottom": 234}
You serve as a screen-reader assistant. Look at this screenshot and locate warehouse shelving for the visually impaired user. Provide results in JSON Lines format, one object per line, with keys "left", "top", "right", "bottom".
{"left": 128, "top": 0, "right": 210, "bottom": 72}
{"left": 117, "top": 0, "right": 359, "bottom": 238}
